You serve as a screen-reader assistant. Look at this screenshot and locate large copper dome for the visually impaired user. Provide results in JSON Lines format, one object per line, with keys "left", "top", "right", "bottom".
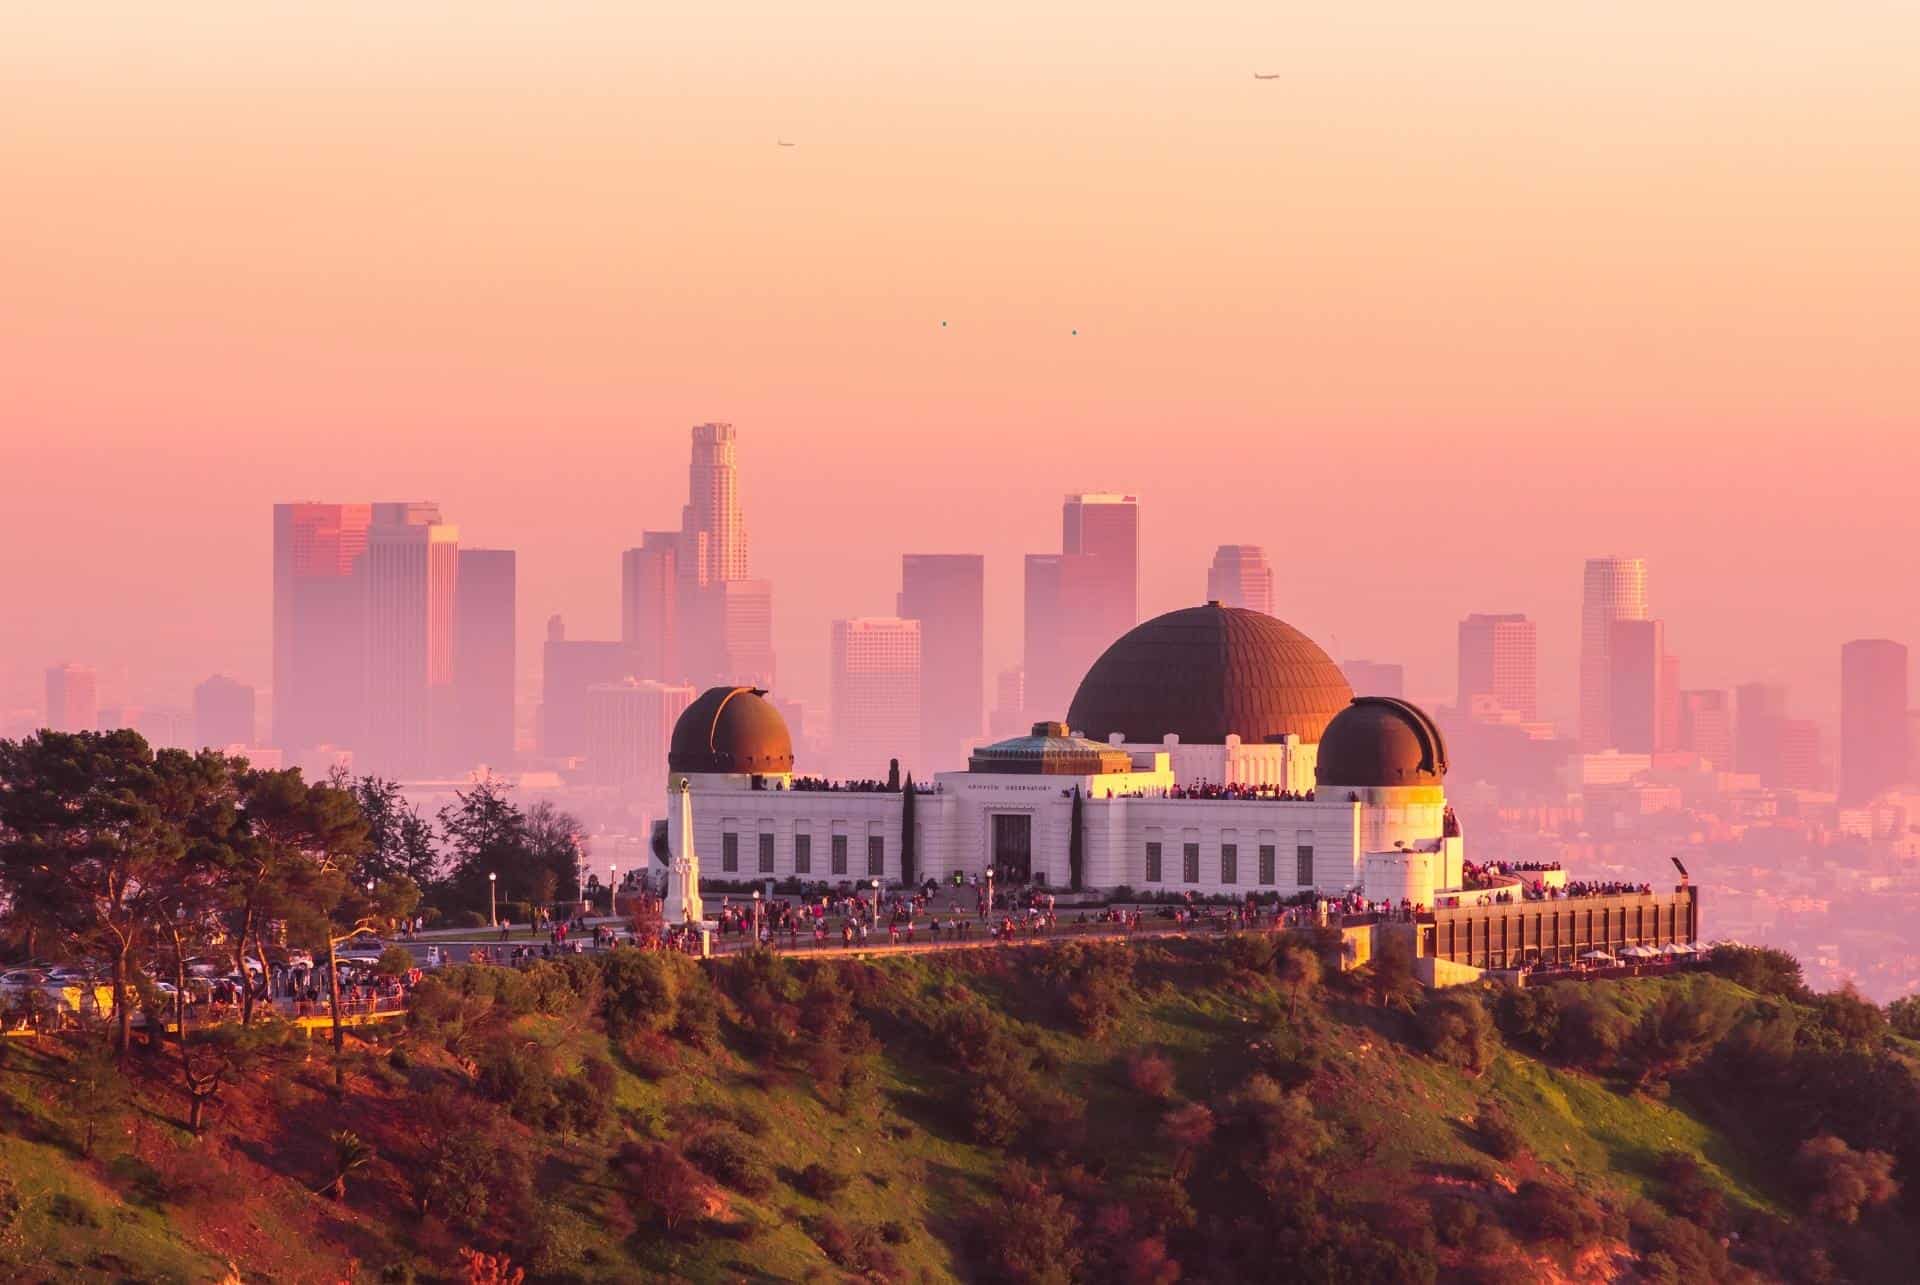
{"left": 668, "top": 686, "right": 794, "bottom": 775}
{"left": 1066, "top": 604, "right": 1353, "bottom": 746}
{"left": 1316, "top": 697, "right": 1448, "bottom": 788}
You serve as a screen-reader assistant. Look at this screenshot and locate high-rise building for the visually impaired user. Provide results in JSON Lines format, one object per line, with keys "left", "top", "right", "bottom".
{"left": 1206, "top": 545, "right": 1274, "bottom": 615}
{"left": 454, "top": 548, "right": 516, "bottom": 771}
{"left": 673, "top": 424, "right": 776, "bottom": 690}
{"left": 1579, "top": 555, "right": 1649, "bottom": 750}
{"left": 1457, "top": 613, "right": 1538, "bottom": 723}
{"left": 1778, "top": 719, "right": 1824, "bottom": 791}
{"left": 44, "top": 663, "right": 98, "bottom": 733}
{"left": 585, "top": 678, "right": 696, "bottom": 790}
{"left": 1840, "top": 638, "right": 1910, "bottom": 803}
{"left": 620, "top": 531, "right": 680, "bottom": 681}
{"left": 192, "top": 674, "right": 256, "bottom": 749}
{"left": 1062, "top": 491, "right": 1139, "bottom": 636}
{"left": 1677, "top": 690, "right": 1732, "bottom": 771}
{"left": 1734, "top": 682, "right": 1789, "bottom": 782}
{"left": 686, "top": 579, "right": 775, "bottom": 690}
{"left": 682, "top": 422, "right": 748, "bottom": 584}
{"left": 1343, "top": 660, "right": 1405, "bottom": 699}
{"left": 1608, "top": 619, "right": 1668, "bottom": 754}
{"left": 272, "top": 502, "right": 373, "bottom": 750}
{"left": 362, "top": 504, "right": 459, "bottom": 777}
{"left": 898, "top": 554, "right": 985, "bottom": 770}
{"left": 540, "top": 616, "right": 634, "bottom": 760}
{"left": 830, "top": 617, "right": 922, "bottom": 779}
{"left": 1022, "top": 553, "right": 1108, "bottom": 722}
{"left": 989, "top": 667, "right": 1026, "bottom": 737}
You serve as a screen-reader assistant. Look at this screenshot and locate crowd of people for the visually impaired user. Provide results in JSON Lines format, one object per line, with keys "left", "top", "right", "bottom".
{"left": 784, "top": 777, "right": 939, "bottom": 794}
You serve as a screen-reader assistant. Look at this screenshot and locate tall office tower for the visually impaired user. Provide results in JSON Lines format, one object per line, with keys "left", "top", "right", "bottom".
{"left": 539, "top": 616, "right": 634, "bottom": 760}
{"left": 1777, "top": 719, "right": 1824, "bottom": 791}
{"left": 192, "top": 674, "right": 256, "bottom": 749}
{"left": 620, "top": 531, "right": 680, "bottom": 681}
{"left": 272, "top": 502, "right": 374, "bottom": 750}
{"left": 898, "top": 554, "right": 986, "bottom": 770}
{"left": 1658, "top": 654, "right": 1683, "bottom": 752}
{"left": 585, "top": 679, "right": 696, "bottom": 789}
{"left": 1734, "top": 682, "right": 1790, "bottom": 782}
{"left": 1678, "top": 690, "right": 1733, "bottom": 771}
{"left": 830, "top": 618, "right": 922, "bottom": 779}
{"left": 1062, "top": 491, "right": 1139, "bottom": 635}
{"left": 1840, "top": 638, "right": 1911, "bottom": 803}
{"left": 674, "top": 424, "right": 776, "bottom": 688}
{"left": 1343, "top": 660, "right": 1405, "bottom": 699}
{"left": 44, "top": 663, "right": 98, "bottom": 732}
{"left": 989, "top": 667, "right": 1027, "bottom": 737}
{"left": 1608, "top": 619, "right": 1668, "bottom": 754}
{"left": 362, "top": 505, "right": 459, "bottom": 777}
{"left": 1022, "top": 553, "right": 1106, "bottom": 721}
{"left": 697, "top": 579, "right": 776, "bottom": 690}
{"left": 1206, "top": 545, "right": 1274, "bottom": 615}
{"left": 1579, "top": 555, "right": 1650, "bottom": 749}
{"left": 682, "top": 422, "right": 748, "bottom": 583}
{"left": 1457, "top": 613, "right": 1539, "bottom": 722}
{"left": 453, "top": 548, "right": 517, "bottom": 771}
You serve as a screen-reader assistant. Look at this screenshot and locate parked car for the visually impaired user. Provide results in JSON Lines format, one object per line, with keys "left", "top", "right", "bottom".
{"left": 335, "top": 937, "right": 387, "bottom": 961}
{"left": 1, "top": 968, "right": 49, "bottom": 990}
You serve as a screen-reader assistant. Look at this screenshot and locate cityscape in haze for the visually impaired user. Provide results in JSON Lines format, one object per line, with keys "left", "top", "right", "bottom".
{"left": 10, "top": 422, "right": 1920, "bottom": 999}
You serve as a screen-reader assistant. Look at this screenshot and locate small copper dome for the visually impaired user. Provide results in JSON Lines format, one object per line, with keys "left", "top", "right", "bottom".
{"left": 668, "top": 686, "right": 795, "bottom": 775}
{"left": 1315, "top": 697, "right": 1448, "bottom": 788}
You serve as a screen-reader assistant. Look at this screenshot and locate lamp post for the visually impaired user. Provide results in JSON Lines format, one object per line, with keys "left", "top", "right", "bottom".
{"left": 609, "top": 865, "right": 618, "bottom": 916}
{"left": 752, "top": 888, "right": 762, "bottom": 946}
{"left": 870, "top": 878, "right": 881, "bottom": 929}
{"left": 488, "top": 872, "right": 497, "bottom": 928}
{"left": 985, "top": 864, "right": 995, "bottom": 919}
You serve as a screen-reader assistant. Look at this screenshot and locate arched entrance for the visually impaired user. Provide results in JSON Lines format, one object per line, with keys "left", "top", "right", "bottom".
{"left": 991, "top": 813, "right": 1032, "bottom": 884}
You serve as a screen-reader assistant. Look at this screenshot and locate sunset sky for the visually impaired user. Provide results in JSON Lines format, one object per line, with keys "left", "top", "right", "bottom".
{"left": 3, "top": 3, "right": 1916, "bottom": 727}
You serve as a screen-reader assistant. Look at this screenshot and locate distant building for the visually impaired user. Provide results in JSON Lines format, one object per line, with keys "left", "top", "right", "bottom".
{"left": 193, "top": 674, "right": 256, "bottom": 750}
{"left": 697, "top": 579, "right": 776, "bottom": 691}
{"left": 830, "top": 618, "right": 922, "bottom": 779}
{"left": 1840, "top": 639, "right": 1910, "bottom": 803}
{"left": 1608, "top": 619, "right": 1668, "bottom": 754}
{"left": 362, "top": 504, "right": 459, "bottom": 777}
{"left": 1456, "top": 613, "right": 1537, "bottom": 723}
{"left": 586, "top": 678, "right": 695, "bottom": 789}
{"left": 898, "top": 554, "right": 985, "bottom": 772}
{"left": 1342, "top": 660, "right": 1404, "bottom": 700}
{"left": 676, "top": 424, "right": 775, "bottom": 688}
{"left": 1206, "top": 545, "right": 1274, "bottom": 615}
{"left": 1579, "top": 555, "right": 1649, "bottom": 750}
{"left": 272, "top": 502, "right": 374, "bottom": 751}
{"left": 682, "top": 422, "right": 748, "bottom": 583}
{"left": 454, "top": 548, "right": 516, "bottom": 772}
{"left": 1778, "top": 718, "right": 1825, "bottom": 791}
{"left": 1677, "top": 690, "right": 1732, "bottom": 772}
{"left": 44, "top": 663, "right": 98, "bottom": 733}
{"left": 1026, "top": 493, "right": 1138, "bottom": 720}
{"left": 989, "top": 666, "right": 1026, "bottom": 737}
{"left": 620, "top": 531, "right": 679, "bottom": 681}
{"left": 1735, "top": 682, "right": 1789, "bottom": 782}
{"left": 541, "top": 617, "right": 634, "bottom": 760}
{"left": 1063, "top": 492, "right": 1138, "bottom": 633}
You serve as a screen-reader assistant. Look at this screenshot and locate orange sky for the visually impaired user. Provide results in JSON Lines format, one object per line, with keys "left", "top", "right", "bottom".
{"left": 2, "top": 2, "right": 1916, "bottom": 725}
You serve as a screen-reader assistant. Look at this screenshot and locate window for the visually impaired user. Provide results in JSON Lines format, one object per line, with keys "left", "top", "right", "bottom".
{"left": 758, "top": 833, "right": 774, "bottom": 874}
{"left": 794, "top": 833, "right": 812, "bottom": 875}
{"left": 1258, "top": 844, "right": 1276, "bottom": 885}
{"left": 831, "top": 834, "right": 848, "bottom": 876}
{"left": 867, "top": 835, "right": 885, "bottom": 878}
{"left": 722, "top": 832, "right": 739, "bottom": 873}
{"left": 1296, "top": 844, "right": 1314, "bottom": 886}
{"left": 1220, "top": 844, "right": 1238, "bottom": 885}
{"left": 1182, "top": 843, "right": 1200, "bottom": 884}
{"left": 1145, "top": 841, "right": 1163, "bottom": 883}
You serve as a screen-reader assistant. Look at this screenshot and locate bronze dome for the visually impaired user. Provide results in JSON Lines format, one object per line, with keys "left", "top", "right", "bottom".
{"left": 668, "top": 686, "right": 795, "bottom": 775}
{"left": 1315, "top": 697, "right": 1448, "bottom": 788}
{"left": 1066, "top": 604, "right": 1354, "bottom": 746}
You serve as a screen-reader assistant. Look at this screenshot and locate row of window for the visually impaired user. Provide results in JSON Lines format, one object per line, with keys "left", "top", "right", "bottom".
{"left": 720, "top": 832, "right": 885, "bottom": 877}
{"left": 1143, "top": 841, "right": 1314, "bottom": 887}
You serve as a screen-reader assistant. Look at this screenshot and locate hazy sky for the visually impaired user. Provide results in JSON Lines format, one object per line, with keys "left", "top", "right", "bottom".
{"left": 3, "top": 3, "right": 1916, "bottom": 727}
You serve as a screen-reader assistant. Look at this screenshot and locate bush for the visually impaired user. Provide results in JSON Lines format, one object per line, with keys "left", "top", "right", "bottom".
{"left": 1794, "top": 1133, "right": 1899, "bottom": 1224}
{"left": 1474, "top": 1102, "right": 1525, "bottom": 1161}
{"left": 1622, "top": 978, "right": 1741, "bottom": 1087}
{"left": 1125, "top": 1049, "right": 1176, "bottom": 1101}
{"left": 685, "top": 1126, "right": 774, "bottom": 1197}
{"left": 1417, "top": 989, "right": 1495, "bottom": 1075}
{"left": 1550, "top": 985, "right": 1630, "bottom": 1068}
{"left": 1811, "top": 987, "right": 1887, "bottom": 1050}
{"left": 795, "top": 1162, "right": 850, "bottom": 1200}
{"left": 1889, "top": 995, "right": 1920, "bottom": 1040}
{"left": 615, "top": 1142, "right": 705, "bottom": 1232}
{"left": 619, "top": 1028, "right": 677, "bottom": 1079}
{"left": 599, "top": 950, "right": 684, "bottom": 1037}
{"left": 1704, "top": 944, "right": 1804, "bottom": 999}
{"left": 1510, "top": 1180, "right": 1603, "bottom": 1246}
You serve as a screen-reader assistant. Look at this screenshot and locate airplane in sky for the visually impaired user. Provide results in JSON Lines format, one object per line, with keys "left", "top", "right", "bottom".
{"left": 776, "top": 138, "right": 796, "bottom": 147}
{"left": 1252, "top": 73, "right": 1280, "bottom": 80}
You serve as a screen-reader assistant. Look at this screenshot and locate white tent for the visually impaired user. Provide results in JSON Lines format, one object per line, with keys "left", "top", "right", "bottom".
{"left": 1581, "top": 950, "right": 1615, "bottom": 962}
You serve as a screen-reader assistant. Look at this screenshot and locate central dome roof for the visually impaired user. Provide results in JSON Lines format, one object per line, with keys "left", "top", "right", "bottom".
{"left": 668, "top": 686, "right": 794, "bottom": 776}
{"left": 1066, "top": 603, "right": 1354, "bottom": 746}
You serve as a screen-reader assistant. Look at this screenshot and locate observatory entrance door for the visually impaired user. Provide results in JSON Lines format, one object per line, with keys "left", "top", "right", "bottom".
{"left": 991, "top": 813, "right": 1032, "bottom": 884}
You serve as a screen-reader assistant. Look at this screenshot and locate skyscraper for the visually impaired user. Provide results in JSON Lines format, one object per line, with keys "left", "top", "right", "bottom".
{"left": 699, "top": 579, "right": 776, "bottom": 690}
{"left": 586, "top": 678, "right": 696, "bottom": 790}
{"left": 44, "top": 663, "right": 97, "bottom": 733}
{"left": 272, "top": 502, "right": 373, "bottom": 750}
{"left": 830, "top": 618, "right": 922, "bottom": 779}
{"left": 1342, "top": 660, "right": 1405, "bottom": 699}
{"left": 675, "top": 424, "right": 775, "bottom": 689}
{"left": 620, "top": 531, "right": 679, "bottom": 681}
{"left": 1206, "top": 545, "right": 1274, "bottom": 615}
{"left": 682, "top": 422, "right": 748, "bottom": 583}
{"left": 540, "top": 616, "right": 633, "bottom": 760}
{"left": 1778, "top": 719, "right": 1825, "bottom": 791}
{"left": 1678, "top": 690, "right": 1732, "bottom": 771}
{"left": 454, "top": 548, "right": 517, "bottom": 771}
{"left": 989, "top": 667, "right": 1026, "bottom": 737}
{"left": 1457, "top": 613, "right": 1538, "bottom": 722}
{"left": 362, "top": 504, "right": 459, "bottom": 777}
{"left": 1579, "top": 556, "right": 1649, "bottom": 749}
{"left": 192, "top": 674, "right": 256, "bottom": 749}
{"left": 1608, "top": 619, "right": 1668, "bottom": 754}
{"left": 1734, "top": 682, "right": 1789, "bottom": 782}
{"left": 1840, "top": 638, "right": 1910, "bottom": 803}
{"left": 1062, "top": 492, "right": 1138, "bottom": 637}
{"left": 1023, "top": 492, "right": 1138, "bottom": 723}
{"left": 898, "top": 554, "right": 985, "bottom": 770}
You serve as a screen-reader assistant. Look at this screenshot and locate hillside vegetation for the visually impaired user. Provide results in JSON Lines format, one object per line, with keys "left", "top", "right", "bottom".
{"left": 3, "top": 936, "right": 1918, "bottom": 1284}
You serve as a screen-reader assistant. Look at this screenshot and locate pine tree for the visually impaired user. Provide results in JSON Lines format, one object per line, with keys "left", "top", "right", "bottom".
{"left": 900, "top": 774, "right": 918, "bottom": 887}
{"left": 1068, "top": 787, "right": 1085, "bottom": 892}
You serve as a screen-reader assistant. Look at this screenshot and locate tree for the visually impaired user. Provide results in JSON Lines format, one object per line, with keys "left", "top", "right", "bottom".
{"left": 616, "top": 1141, "right": 706, "bottom": 1233}
{"left": 438, "top": 776, "right": 528, "bottom": 912}
{"left": 220, "top": 767, "right": 322, "bottom": 1026}
{"left": 1275, "top": 939, "right": 1323, "bottom": 1021}
{"left": 1889, "top": 995, "right": 1920, "bottom": 1041}
{"left": 339, "top": 772, "right": 439, "bottom": 887}
{"left": 325, "top": 1129, "right": 373, "bottom": 1201}
{"left": 1067, "top": 786, "right": 1084, "bottom": 892}
{"left": 886, "top": 757, "right": 900, "bottom": 791}
{"left": 1417, "top": 988, "right": 1496, "bottom": 1075}
{"left": 522, "top": 801, "right": 585, "bottom": 908}
{"left": 57, "top": 1041, "right": 128, "bottom": 1158}
{"left": 1623, "top": 978, "right": 1741, "bottom": 1087}
{"left": 1706, "top": 944, "right": 1806, "bottom": 999}
{"left": 1795, "top": 1134, "right": 1899, "bottom": 1224}
{"left": 900, "top": 775, "right": 918, "bottom": 887}
{"left": 0, "top": 730, "right": 185, "bottom": 1058}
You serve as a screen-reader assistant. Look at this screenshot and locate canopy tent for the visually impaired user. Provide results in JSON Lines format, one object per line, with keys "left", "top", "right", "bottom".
{"left": 1580, "top": 950, "right": 1615, "bottom": 962}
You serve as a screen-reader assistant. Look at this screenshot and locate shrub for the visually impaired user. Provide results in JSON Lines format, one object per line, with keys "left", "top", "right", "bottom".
{"left": 619, "top": 1028, "right": 677, "bottom": 1080}
{"left": 1474, "top": 1102, "right": 1525, "bottom": 1161}
{"left": 1125, "top": 1049, "right": 1176, "bottom": 1101}
{"left": 1417, "top": 989, "right": 1495, "bottom": 1075}
{"left": 1622, "top": 978, "right": 1742, "bottom": 1087}
{"left": 1704, "top": 944, "right": 1804, "bottom": 999}
{"left": 1794, "top": 1133, "right": 1899, "bottom": 1224}
{"left": 685, "top": 1126, "right": 773, "bottom": 1197}
{"left": 1550, "top": 986, "right": 1630, "bottom": 1068}
{"left": 1888, "top": 995, "right": 1920, "bottom": 1040}
{"left": 1811, "top": 987, "right": 1887, "bottom": 1050}
{"left": 375, "top": 945, "right": 415, "bottom": 978}
{"left": 1510, "top": 1180, "right": 1603, "bottom": 1245}
{"left": 795, "top": 1163, "right": 850, "bottom": 1200}
{"left": 615, "top": 1142, "right": 705, "bottom": 1232}
{"left": 599, "top": 950, "right": 683, "bottom": 1037}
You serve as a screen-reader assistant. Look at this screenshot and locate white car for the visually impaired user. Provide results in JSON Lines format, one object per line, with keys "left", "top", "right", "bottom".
{"left": 1, "top": 969, "right": 48, "bottom": 990}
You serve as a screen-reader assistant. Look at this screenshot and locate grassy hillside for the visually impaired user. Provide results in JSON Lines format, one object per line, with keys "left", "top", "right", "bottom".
{"left": 1, "top": 937, "right": 1915, "bottom": 1283}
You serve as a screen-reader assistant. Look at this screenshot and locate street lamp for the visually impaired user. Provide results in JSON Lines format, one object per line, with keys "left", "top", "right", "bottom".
{"left": 985, "top": 864, "right": 995, "bottom": 919}
{"left": 870, "top": 878, "right": 881, "bottom": 928}
{"left": 752, "top": 888, "right": 762, "bottom": 945}
{"left": 609, "top": 865, "right": 618, "bottom": 916}
{"left": 488, "top": 872, "right": 497, "bottom": 928}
